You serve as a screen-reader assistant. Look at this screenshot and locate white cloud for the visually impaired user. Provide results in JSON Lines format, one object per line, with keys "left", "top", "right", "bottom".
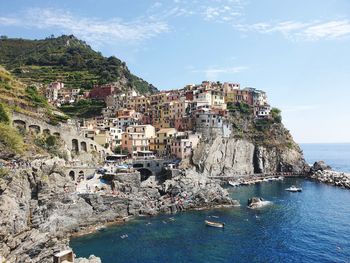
{"left": 0, "top": 8, "right": 169, "bottom": 46}
{"left": 202, "top": 0, "right": 244, "bottom": 22}
{"left": 0, "top": 17, "right": 19, "bottom": 26}
{"left": 234, "top": 20, "right": 350, "bottom": 41}
{"left": 192, "top": 66, "right": 248, "bottom": 79}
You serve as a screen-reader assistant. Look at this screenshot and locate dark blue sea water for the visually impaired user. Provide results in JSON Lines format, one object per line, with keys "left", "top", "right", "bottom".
{"left": 301, "top": 143, "right": 350, "bottom": 173}
{"left": 71, "top": 144, "right": 350, "bottom": 263}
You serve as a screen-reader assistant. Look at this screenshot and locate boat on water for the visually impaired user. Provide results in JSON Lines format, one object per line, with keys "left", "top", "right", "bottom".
{"left": 205, "top": 220, "right": 225, "bottom": 228}
{"left": 228, "top": 181, "right": 239, "bottom": 187}
{"left": 285, "top": 185, "right": 302, "bottom": 192}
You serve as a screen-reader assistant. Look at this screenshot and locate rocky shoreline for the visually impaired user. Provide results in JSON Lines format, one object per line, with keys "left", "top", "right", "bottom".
{"left": 309, "top": 161, "right": 350, "bottom": 189}
{"left": 0, "top": 158, "right": 238, "bottom": 263}
{"left": 310, "top": 170, "right": 350, "bottom": 189}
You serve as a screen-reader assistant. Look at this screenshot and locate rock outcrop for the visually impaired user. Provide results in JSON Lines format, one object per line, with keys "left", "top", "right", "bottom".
{"left": 192, "top": 137, "right": 308, "bottom": 177}
{"left": 310, "top": 161, "right": 332, "bottom": 172}
{"left": 310, "top": 162, "right": 350, "bottom": 189}
{"left": 76, "top": 255, "right": 102, "bottom": 263}
{"left": 247, "top": 197, "right": 272, "bottom": 209}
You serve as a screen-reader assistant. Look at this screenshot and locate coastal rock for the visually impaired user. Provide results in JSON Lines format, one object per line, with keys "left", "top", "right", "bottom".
{"left": 76, "top": 255, "right": 102, "bottom": 263}
{"left": 247, "top": 197, "right": 271, "bottom": 209}
{"left": 192, "top": 137, "right": 308, "bottom": 177}
{"left": 311, "top": 161, "right": 331, "bottom": 172}
{"left": 310, "top": 169, "right": 350, "bottom": 189}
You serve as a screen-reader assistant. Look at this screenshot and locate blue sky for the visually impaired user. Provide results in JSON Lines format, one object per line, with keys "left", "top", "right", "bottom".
{"left": 1, "top": 0, "right": 350, "bottom": 143}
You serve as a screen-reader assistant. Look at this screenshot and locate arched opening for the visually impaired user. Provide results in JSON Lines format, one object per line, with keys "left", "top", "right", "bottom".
{"left": 78, "top": 170, "right": 84, "bottom": 182}
{"left": 72, "top": 139, "right": 79, "bottom": 152}
{"left": 90, "top": 144, "right": 94, "bottom": 150}
{"left": 69, "top": 171, "right": 75, "bottom": 181}
{"left": 138, "top": 168, "right": 153, "bottom": 181}
{"left": 13, "top": 120, "right": 26, "bottom": 131}
{"left": 80, "top": 141, "right": 87, "bottom": 152}
{"left": 43, "top": 129, "right": 50, "bottom": 135}
{"left": 29, "top": 125, "right": 41, "bottom": 134}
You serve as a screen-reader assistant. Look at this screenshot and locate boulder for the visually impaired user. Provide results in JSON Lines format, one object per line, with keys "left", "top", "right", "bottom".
{"left": 311, "top": 161, "right": 331, "bottom": 172}
{"left": 76, "top": 255, "right": 102, "bottom": 263}
{"left": 247, "top": 197, "right": 271, "bottom": 209}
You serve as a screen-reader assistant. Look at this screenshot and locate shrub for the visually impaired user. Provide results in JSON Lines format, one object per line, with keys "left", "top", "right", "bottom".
{"left": 0, "top": 103, "right": 10, "bottom": 124}
{"left": 0, "top": 123, "right": 24, "bottom": 153}
{"left": 228, "top": 102, "right": 251, "bottom": 115}
{"left": 0, "top": 167, "right": 9, "bottom": 180}
{"left": 255, "top": 118, "right": 271, "bottom": 132}
{"left": 271, "top": 108, "right": 282, "bottom": 123}
{"left": 25, "top": 86, "right": 49, "bottom": 108}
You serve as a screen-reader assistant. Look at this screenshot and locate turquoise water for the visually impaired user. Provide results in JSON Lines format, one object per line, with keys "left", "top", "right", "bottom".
{"left": 71, "top": 144, "right": 350, "bottom": 263}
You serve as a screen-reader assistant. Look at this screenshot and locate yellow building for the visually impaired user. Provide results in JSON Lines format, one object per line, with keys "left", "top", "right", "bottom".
{"left": 150, "top": 92, "right": 168, "bottom": 106}
{"left": 150, "top": 128, "right": 177, "bottom": 156}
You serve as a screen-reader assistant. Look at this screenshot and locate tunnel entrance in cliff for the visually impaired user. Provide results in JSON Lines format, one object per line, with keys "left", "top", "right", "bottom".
{"left": 138, "top": 168, "right": 153, "bottom": 181}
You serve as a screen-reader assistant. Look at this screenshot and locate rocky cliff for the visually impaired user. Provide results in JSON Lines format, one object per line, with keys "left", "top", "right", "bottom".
{"left": 192, "top": 135, "right": 308, "bottom": 177}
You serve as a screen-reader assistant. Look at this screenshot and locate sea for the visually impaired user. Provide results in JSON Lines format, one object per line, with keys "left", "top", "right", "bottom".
{"left": 70, "top": 143, "right": 350, "bottom": 263}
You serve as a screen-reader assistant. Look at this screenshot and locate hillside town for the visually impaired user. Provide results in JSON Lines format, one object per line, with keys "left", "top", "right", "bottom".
{"left": 45, "top": 81, "right": 272, "bottom": 162}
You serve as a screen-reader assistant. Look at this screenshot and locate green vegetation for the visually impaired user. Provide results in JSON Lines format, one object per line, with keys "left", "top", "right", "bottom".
{"left": 60, "top": 99, "right": 106, "bottom": 118}
{"left": 114, "top": 146, "right": 129, "bottom": 155}
{"left": 271, "top": 107, "right": 282, "bottom": 123}
{"left": 0, "top": 123, "right": 24, "bottom": 154}
{"left": 0, "top": 167, "right": 10, "bottom": 182}
{"left": 25, "top": 86, "right": 49, "bottom": 108}
{"left": 0, "top": 103, "right": 10, "bottom": 124}
{"left": 0, "top": 35, "right": 157, "bottom": 94}
{"left": 254, "top": 118, "right": 272, "bottom": 132}
{"left": 227, "top": 102, "right": 252, "bottom": 115}
{"left": 48, "top": 113, "right": 69, "bottom": 126}
{"left": 34, "top": 134, "right": 61, "bottom": 156}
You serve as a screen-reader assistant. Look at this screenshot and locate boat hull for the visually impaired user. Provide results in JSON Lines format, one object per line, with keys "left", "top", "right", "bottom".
{"left": 205, "top": 220, "right": 225, "bottom": 228}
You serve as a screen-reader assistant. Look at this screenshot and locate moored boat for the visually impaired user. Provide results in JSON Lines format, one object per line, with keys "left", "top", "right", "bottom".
{"left": 205, "top": 220, "right": 225, "bottom": 228}
{"left": 285, "top": 185, "right": 302, "bottom": 192}
{"left": 228, "top": 181, "right": 239, "bottom": 187}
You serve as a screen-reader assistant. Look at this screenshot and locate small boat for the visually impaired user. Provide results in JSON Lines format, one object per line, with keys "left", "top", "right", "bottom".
{"left": 228, "top": 181, "right": 239, "bottom": 187}
{"left": 285, "top": 185, "right": 302, "bottom": 192}
{"left": 205, "top": 220, "right": 225, "bottom": 228}
{"left": 95, "top": 225, "right": 106, "bottom": 231}
{"left": 120, "top": 234, "right": 128, "bottom": 239}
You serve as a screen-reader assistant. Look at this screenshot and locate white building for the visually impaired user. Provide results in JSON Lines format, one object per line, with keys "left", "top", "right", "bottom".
{"left": 255, "top": 105, "right": 271, "bottom": 118}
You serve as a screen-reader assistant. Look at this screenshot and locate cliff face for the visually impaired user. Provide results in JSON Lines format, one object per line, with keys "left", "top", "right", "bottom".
{"left": 192, "top": 137, "right": 307, "bottom": 177}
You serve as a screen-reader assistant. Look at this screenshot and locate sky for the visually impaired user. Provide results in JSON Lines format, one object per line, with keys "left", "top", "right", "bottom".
{"left": 0, "top": 0, "right": 350, "bottom": 143}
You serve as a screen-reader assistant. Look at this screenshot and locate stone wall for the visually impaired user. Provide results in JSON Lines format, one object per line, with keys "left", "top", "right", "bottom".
{"left": 11, "top": 112, "right": 111, "bottom": 157}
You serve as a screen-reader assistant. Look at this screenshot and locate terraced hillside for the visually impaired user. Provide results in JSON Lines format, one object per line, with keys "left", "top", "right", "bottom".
{"left": 0, "top": 66, "right": 68, "bottom": 125}
{"left": 0, "top": 35, "right": 158, "bottom": 94}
